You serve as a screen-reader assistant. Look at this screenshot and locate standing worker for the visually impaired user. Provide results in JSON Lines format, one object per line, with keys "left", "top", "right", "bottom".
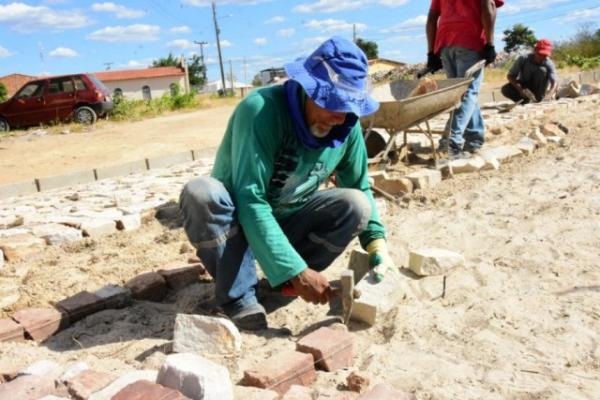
{"left": 426, "top": 0, "right": 504, "bottom": 159}
{"left": 501, "top": 39, "right": 559, "bottom": 103}
{"left": 179, "top": 37, "right": 396, "bottom": 331}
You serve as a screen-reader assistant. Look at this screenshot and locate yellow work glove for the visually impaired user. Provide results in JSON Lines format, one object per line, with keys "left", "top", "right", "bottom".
{"left": 366, "top": 238, "right": 395, "bottom": 282}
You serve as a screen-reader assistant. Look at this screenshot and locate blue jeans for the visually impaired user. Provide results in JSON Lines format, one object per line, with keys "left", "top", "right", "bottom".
{"left": 179, "top": 176, "right": 371, "bottom": 314}
{"left": 440, "top": 46, "right": 485, "bottom": 152}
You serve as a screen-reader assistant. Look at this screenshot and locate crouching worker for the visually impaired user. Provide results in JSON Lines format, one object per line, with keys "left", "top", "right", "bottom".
{"left": 179, "top": 37, "right": 395, "bottom": 330}
{"left": 501, "top": 39, "right": 559, "bottom": 103}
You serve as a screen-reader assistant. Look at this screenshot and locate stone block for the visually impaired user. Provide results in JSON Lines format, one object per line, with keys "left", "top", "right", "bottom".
{"left": 0, "top": 181, "right": 38, "bottom": 200}
{"left": 481, "top": 146, "right": 522, "bottom": 163}
{"left": 233, "top": 386, "right": 279, "bottom": 400}
{"left": 346, "top": 371, "right": 371, "bottom": 393}
{"left": 282, "top": 385, "right": 313, "bottom": 400}
{"left": 58, "top": 362, "right": 89, "bottom": 382}
{"left": 94, "top": 284, "right": 132, "bottom": 309}
{"left": 242, "top": 350, "right": 316, "bottom": 396}
{"left": 116, "top": 214, "right": 142, "bottom": 231}
{"left": 157, "top": 353, "right": 233, "bottom": 400}
{"left": 12, "top": 308, "right": 68, "bottom": 343}
{"left": 19, "top": 360, "right": 61, "bottom": 378}
{"left": 449, "top": 156, "right": 485, "bottom": 174}
{"left": 408, "top": 248, "right": 465, "bottom": 276}
{"left": 88, "top": 370, "right": 158, "bottom": 400}
{"left": 0, "top": 250, "right": 3, "bottom": 268}
{"left": 112, "top": 380, "right": 190, "bottom": 400}
{"left": 0, "top": 375, "right": 58, "bottom": 400}
{"left": 173, "top": 314, "right": 242, "bottom": 354}
{"left": 36, "top": 170, "right": 96, "bottom": 192}
{"left": 348, "top": 250, "right": 370, "bottom": 283}
{"left": 64, "top": 370, "right": 118, "bottom": 400}
{"left": 540, "top": 123, "right": 564, "bottom": 137}
{"left": 406, "top": 169, "right": 441, "bottom": 190}
{"left": 352, "top": 269, "right": 410, "bottom": 326}
{"left": 80, "top": 219, "right": 117, "bottom": 238}
{"left": 31, "top": 223, "right": 83, "bottom": 245}
{"left": 56, "top": 290, "right": 104, "bottom": 323}
{"left": 0, "top": 318, "right": 25, "bottom": 342}
{"left": 125, "top": 272, "right": 167, "bottom": 302}
{"left": 0, "top": 277, "right": 19, "bottom": 308}
{"left": 528, "top": 127, "right": 547, "bottom": 146}
{"left": 546, "top": 136, "right": 566, "bottom": 146}
{"left": 94, "top": 160, "right": 148, "bottom": 181}
{"left": 146, "top": 152, "right": 193, "bottom": 170}
{"left": 367, "top": 171, "right": 389, "bottom": 186}
{"left": 296, "top": 326, "right": 353, "bottom": 371}
{"left": 517, "top": 137, "right": 536, "bottom": 156}
{"left": 158, "top": 263, "right": 205, "bottom": 290}
{"left": 376, "top": 178, "right": 413, "bottom": 195}
{"left": 357, "top": 383, "right": 415, "bottom": 400}
{"left": 0, "top": 233, "right": 45, "bottom": 262}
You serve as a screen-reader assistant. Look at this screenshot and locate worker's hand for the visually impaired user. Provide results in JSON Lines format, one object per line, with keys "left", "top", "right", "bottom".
{"left": 366, "top": 239, "right": 396, "bottom": 282}
{"left": 290, "top": 268, "right": 334, "bottom": 305}
{"left": 481, "top": 43, "right": 497, "bottom": 66}
{"left": 426, "top": 52, "right": 443, "bottom": 73}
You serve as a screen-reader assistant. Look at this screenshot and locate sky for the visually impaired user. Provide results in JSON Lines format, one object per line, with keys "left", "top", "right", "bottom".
{"left": 1, "top": 0, "right": 599, "bottom": 83}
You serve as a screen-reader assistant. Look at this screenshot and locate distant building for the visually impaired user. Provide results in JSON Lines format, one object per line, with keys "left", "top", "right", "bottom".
{"left": 258, "top": 67, "right": 287, "bottom": 86}
{"left": 368, "top": 58, "right": 407, "bottom": 76}
{"left": 93, "top": 61, "right": 189, "bottom": 100}
{"left": 0, "top": 73, "right": 37, "bottom": 97}
{"left": 202, "top": 79, "right": 254, "bottom": 97}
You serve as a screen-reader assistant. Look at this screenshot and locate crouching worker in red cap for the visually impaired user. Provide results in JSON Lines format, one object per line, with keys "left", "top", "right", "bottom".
{"left": 178, "top": 37, "right": 395, "bottom": 330}
{"left": 501, "top": 39, "right": 559, "bottom": 103}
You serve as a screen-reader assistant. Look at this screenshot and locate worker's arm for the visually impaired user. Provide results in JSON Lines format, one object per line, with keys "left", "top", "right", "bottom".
{"left": 507, "top": 56, "right": 526, "bottom": 96}
{"left": 546, "top": 59, "right": 560, "bottom": 99}
{"left": 426, "top": 8, "right": 440, "bottom": 54}
{"left": 481, "top": 0, "right": 497, "bottom": 44}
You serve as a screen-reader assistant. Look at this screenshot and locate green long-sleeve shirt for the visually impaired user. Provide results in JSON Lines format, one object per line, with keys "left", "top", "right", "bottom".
{"left": 211, "top": 84, "right": 385, "bottom": 286}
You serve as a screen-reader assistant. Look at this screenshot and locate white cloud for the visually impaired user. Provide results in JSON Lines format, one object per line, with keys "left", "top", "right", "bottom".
{"left": 167, "top": 39, "right": 195, "bottom": 50}
{"left": 122, "top": 58, "right": 153, "bottom": 68}
{"left": 304, "top": 19, "right": 366, "bottom": 34}
{"left": 295, "top": 36, "right": 330, "bottom": 54}
{"left": 220, "top": 40, "right": 233, "bottom": 48}
{"left": 0, "top": 46, "right": 14, "bottom": 58}
{"left": 294, "top": 0, "right": 363, "bottom": 13}
{"left": 0, "top": 2, "right": 91, "bottom": 33}
{"left": 49, "top": 47, "right": 78, "bottom": 57}
{"left": 265, "top": 16, "right": 285, "bottom": 24}
{"left": 562, "top": 6, "right": 600, "bottom": 22}
{"left": 254, "top": 38, "right": 267, "bottom": 45}
{"left": 381, "top": 15, "right": 427, "bottom": 33}
{"left": 87, "top": 24, "right": 161, "bottom": 42}
{"left": 378, "top": 0, "right": 408, "bottom": 5}
{"left": 182, "top": 0, "right": 271, "bottom": 6}
{"left": 170, "top": 25, "right": 191, "bottom": 33}
{"left": 277, "top": 28, "right": 295, "bottom": 37}
{"left": 91, "top": 2, "right": 145, "bottom": 19}
{"left": 502, "top": 0, "right": 568, "bottom": 14}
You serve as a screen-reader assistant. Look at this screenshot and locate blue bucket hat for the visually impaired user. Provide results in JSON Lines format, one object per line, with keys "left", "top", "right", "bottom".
{"left": 284, "top": 36, "right": 379, "bottom": 118}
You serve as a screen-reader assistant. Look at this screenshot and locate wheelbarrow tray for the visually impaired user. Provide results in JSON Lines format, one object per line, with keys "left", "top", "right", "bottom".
{"left": 361, "top": 78, "right": 473, "bottom": 131}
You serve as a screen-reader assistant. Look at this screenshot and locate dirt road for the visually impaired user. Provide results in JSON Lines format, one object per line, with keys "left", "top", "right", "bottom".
{"left": 0, "top": 105, "right": 235, "bottom": 185}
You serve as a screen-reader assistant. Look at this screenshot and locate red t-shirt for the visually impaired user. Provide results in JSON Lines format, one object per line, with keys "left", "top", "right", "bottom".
{"left": 431, "top": 0, "right": 503, "bottom": 53}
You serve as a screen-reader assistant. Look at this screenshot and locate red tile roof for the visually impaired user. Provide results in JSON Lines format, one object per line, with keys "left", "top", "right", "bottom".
{"left": 92, "top": 66, "right": 185, "bottom": 82}
{"left": 0, "top": 74, "right": 37, "bottom": 96}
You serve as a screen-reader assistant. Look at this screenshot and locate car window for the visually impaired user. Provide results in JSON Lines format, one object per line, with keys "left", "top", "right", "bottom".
{"left": 73, "top": 76, "right": 87, "bottom": 91}
{"left": 17, "top": 82, "right": 44, "bottom": 98}
{"left": 88, "top": 75, "right": 109, "bottom": 91}
{"left": 49, "top": 77, "right": 75, "bottom": 94}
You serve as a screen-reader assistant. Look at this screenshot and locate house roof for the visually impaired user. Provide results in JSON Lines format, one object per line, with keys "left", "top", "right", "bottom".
{"left": 92, "top": 66, "right": 185, "bottom": 82}
{"left": 368, "top": 58, "right": 406, "bottom": 67}
{"left": 0, "top": 73, "right": 37, "bottom": 96}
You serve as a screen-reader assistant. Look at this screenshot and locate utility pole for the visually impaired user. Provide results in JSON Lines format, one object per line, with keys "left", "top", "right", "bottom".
{"left": 229, "top": 59, "right": 234, "bottom": 95}
{"left": 212, "top": 1, "right": 227, "bottom": 96}
{"left": 194, "top": 40, "right": 208, "bottom": 82}
{"left": 243, "top": 57, "right": 248, "bottom": 85}
{"left": 353, "top": 24, "right": 357, "bottom": 43}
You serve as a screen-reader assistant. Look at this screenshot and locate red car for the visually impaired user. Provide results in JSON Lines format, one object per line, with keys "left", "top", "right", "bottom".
{"left": 0, "top": 73, "right": 113, "bottom": 132}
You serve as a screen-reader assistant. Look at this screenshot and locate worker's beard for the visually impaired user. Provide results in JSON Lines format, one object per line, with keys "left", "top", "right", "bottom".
{"left": 310, "top": 124, "right": 330, "bottom": 138}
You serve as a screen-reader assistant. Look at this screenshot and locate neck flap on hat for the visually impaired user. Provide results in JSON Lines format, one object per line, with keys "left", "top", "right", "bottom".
{"left": 284, "top": 79, "right": 358, "bottom": 150}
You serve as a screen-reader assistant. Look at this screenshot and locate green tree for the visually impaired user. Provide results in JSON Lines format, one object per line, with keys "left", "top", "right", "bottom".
{"left": 355, "top": 38, "right": 379, "bottom": 60}
{"left": 251, "top": 74, "right": 262, "bottom": 87}
{"left": 152, "top": 53, "right": 205, "bottom": 88}
{"left": 503, "top": 24, "right": 537, "bottom": 53}
{"left": 0, "top": 83, "right": 7, "bottom": 102}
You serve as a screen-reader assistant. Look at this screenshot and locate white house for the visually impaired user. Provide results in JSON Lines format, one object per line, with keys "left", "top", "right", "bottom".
{"left": 202, "top": 79, "right": 253, "bottom": 97}
{"left": 93, "top": 65, "right": 189, "bottom": 100}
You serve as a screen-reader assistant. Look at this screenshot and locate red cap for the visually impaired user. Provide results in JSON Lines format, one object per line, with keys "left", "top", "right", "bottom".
{"left": 535, "top": 39, "right": 553, "bottom": 56}
{"left": 494, "top": 0, "right": 505, "bottom": 7}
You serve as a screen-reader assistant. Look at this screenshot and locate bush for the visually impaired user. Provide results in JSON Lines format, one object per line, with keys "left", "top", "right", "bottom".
{"left": 553, "top": 24, "right": 600, "bottom": 70}
{"left": 110, "top": 85, "right": 199, "bottom": 121}
{"left": 0, "top": 83, "right": 7, "bottom": 102}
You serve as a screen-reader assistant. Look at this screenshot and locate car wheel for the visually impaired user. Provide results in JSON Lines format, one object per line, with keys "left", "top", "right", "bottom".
{"left": 0, "top": 118, "right": 9, "bottom": 132}
{"left": 74, "top": 106, "right": 97, "bottom": 125}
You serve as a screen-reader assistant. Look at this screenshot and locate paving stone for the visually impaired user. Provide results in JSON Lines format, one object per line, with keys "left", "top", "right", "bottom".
{"left": 408, "top": 248, "right": 465, "bottom": 276}
{"left": 0, "top": 278, "right": 19, "bottom": 308}
{"left": 357, "top": 383, "right": 415, "bottom": 400}
{"left": 352, "top": 268, "right": 409, "bottom": 326}
{"left": 233, "top": 386, "right": 279, "bottom": 400}
{"left": 406, "top": 169, "right": 442, "bottom": 190}
{"left": 0, "top": 318, "right": 25, "bottom": 342}
{"left": 116, "top": 214, "right": 142, "bottom": 231}
{"left": 528, "top": 127, "right": 547, "bottom": 146}
{"left": 346, "top": 371, "right": 371, "bottom": 393}
{"left": 480, "top": 145, "right": 522, "bottom": 163}
{"left": 58, "top": 362, "right": 89, "bottom": 382}
{"left": 0, "top": 250, "right": 3, "bottom": 269}
{"left": 88, "top": 370, "right": 158, "bottom": 400}
{"left": 94, "top": 284, "right": 132, "bottom": 309}
{"left": 367, "top": 171, "right": 390, "bottom": 186}
{"left": 0, "top": 375, "right": 59, "bottom": 400}
{"left": 31, "top": 223, "right": 83, "bottom": 245}
{"left": 0, "top": 233, "right": 45, "bottom": 261}
{"left": 18, "top": 360, "right": 61, "bottom": 379}
{"left": 12, "top": 308, "right": 68, "bottom": 343}
{"left": 112, "top": 380, "right": 190, "bottom": 400}
{"left": 449, "top": 156, "right": 485, "bottom": 174}
{"left": 0, "top": 215, "right": 25, "bottom": 229}
{"left": 296, "top": 326, "right": 353, "bottom": 371}
{"left": 348, "top": 250, "right": 370, "bottom": 283}
{"left": 281, "top": 385, "right": 313, "bottom": 400}
{"left": 64, "top": 370, "right": 118, "bottom": 400}
{"left": 80, "top": 218, "right": 117, "bottom": 238}
{"left": 157, "top": 353, "right": 233, "bottom": 400}
{"left": 546, "top": 136, "right": 566, "bottom": 146}
{"left": 158, "top": 263, "right": 205, "bottom": 290}
{"left": 376, "top": 178, "right": 413, "bottom": 195}
{"left": 125, "top": 272, "right": 168, "bottom": 302}
{"left": 56, "top": 290, "right": 104, "bottom": 323}
{"left": 517, "top": 137, "right": 536, "bottom": 156}
{"left": 242, "top": 350, "right": 316, "bottom": 396}
{"left": 540, "top": 123, "right": 564, "bottom": 137}
{"left": 173, "top": 314, "right": 242, "bottom": 354}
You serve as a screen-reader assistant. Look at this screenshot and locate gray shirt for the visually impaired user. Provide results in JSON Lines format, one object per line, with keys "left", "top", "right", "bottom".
{"left": 508, "top": 54, "right": 558, "bottom": 85}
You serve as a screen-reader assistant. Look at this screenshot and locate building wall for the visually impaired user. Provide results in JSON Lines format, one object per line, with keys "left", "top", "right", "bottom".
{"left": 0, "top": 74, "right": 36, "bottom": 97}
{"left": 102, "top": 76, "right": 185, "bottom": 100}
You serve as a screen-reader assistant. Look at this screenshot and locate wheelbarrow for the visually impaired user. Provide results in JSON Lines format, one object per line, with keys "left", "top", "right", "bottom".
{"left": 362, "top": 60, "right": 485, "bottom": 166}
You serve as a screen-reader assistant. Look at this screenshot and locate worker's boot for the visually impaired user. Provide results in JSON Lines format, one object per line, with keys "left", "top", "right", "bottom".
{"left": 224, "top": 302, "right": 267, "bottom": 331}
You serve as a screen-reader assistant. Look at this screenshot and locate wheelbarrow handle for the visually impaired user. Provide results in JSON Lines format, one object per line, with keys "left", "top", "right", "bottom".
{"left": 416, "top": 66, "right": 435, "bottom": 79}
{"left": 465, "top": 59, "right": 486, "bottom": 79}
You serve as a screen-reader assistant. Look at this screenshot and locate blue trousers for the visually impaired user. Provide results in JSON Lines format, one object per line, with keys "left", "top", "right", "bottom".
{"left": 179, "top": 176, "right": 371, "bottom": 314}
{"left": 440, "top": 46, "right": 485, "bottom": 152}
